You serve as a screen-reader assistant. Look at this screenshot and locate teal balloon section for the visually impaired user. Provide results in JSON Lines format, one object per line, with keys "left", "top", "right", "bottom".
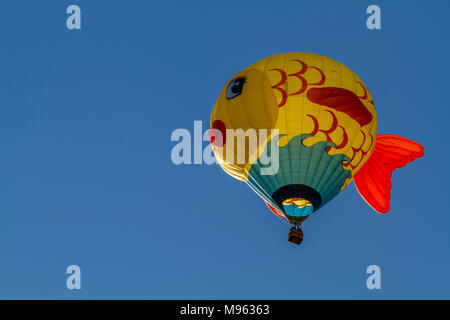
{"left": 247, "top": 134, "right": 352, "bottom": 223}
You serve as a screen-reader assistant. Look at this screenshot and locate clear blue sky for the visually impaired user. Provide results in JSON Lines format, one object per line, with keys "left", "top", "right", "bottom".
{"left": 0, "top": 0, "right": 449, "bottom": 299}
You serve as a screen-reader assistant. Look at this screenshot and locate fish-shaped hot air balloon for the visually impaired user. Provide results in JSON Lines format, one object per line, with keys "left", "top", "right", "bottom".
{"left": 209, "top": 53, "right": 424, "bottom": 244}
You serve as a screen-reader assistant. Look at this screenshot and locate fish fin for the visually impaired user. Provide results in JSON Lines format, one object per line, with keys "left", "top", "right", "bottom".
{"left": 265, "top": 201, "right": 286, "bottom": 218}
{"left": 354, "top": 134, "right": 424, "bottom": 213}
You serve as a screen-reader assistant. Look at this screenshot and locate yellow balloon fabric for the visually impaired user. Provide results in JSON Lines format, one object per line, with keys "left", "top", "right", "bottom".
{"left": 210, "top": 53, "right": 378, "bottom": 224}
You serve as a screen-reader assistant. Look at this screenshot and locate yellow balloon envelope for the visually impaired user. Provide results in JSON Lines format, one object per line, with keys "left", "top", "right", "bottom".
{"left": 209, "top": 53, "right": 424, "bottom": 244}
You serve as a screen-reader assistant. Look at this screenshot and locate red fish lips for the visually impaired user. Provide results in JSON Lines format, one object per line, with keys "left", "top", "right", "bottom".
{"left": 307, "top": 87, "right": 373, "bottom": 126}
{"left": 210, "top": 120, "right": 227, "bottom": 147}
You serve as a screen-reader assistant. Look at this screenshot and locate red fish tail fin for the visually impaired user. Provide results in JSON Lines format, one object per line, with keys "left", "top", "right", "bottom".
{"left": 354, "top": 134, "right": 424, "bottom": 213}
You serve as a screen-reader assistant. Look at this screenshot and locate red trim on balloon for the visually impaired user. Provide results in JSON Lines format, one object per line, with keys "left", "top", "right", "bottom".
{"left": 307, "top": 114, "right": 319, "bottom": 136}
{"left": 308, "top": 66, "right": 326, "bottom": 86}
{"left": 356, "top": 81, "right": 368, "bottom": 100}
{"left": 288, "top": 59, "right": 308, "bottom": 95}
{"left": 335, "top": 125, "right": 348, "bottom": 150}
{"left": 270, "top": 68, "right": 288, "bottom": 107}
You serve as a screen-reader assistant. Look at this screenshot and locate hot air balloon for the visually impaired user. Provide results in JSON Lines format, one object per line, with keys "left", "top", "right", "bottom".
{"left": 209, "top": 53, "right": 424, "bottom": 245}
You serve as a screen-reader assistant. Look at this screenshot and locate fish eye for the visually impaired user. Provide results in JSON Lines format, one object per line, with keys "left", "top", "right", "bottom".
{"left": 226, "top": 77, "right": 246, "bottom": 100}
